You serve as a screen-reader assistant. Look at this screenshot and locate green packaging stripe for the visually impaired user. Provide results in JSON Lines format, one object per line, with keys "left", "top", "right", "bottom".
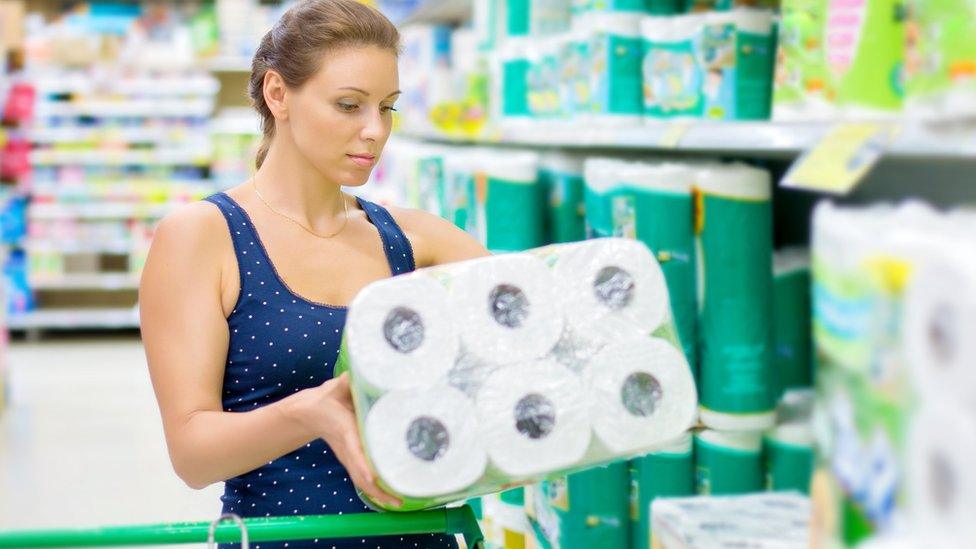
{"left": 583, "top": 185, "right": 615, "bottom": 238}
{"left": 628, "top": 188, "right": 697, "bottom": 377}
{"left": 697, "top": 192, "right": 775, "bottom": 414}
{"left": 629, "top": 451, "right": 694, "bottom": 548}
{"left": 764, "top": 437, "right": 814, "bottom": 494}
{"left": 592, "top": 34, "right": 645, "bottom": 116}
{"left": 590, "top": 0, "right": 649, "bottom": 11}
{"left": 507, "top": 0, "right": 531, "bottom": 36}
{"left": 647, "top": 0, "right": 681, "bottom": 14}
{"left": 773, "top": 268, "right": 813, "bottom": 394}
{"left": 503, "top": 58, "right": 532, "bottom": 117}
{"left": 693, "top": 436, "right": 763, "bottom": 495}
{"left": 536, "top": 463, "right": 629, "bottom": 549}
{"left": 700, "top": 26, "right": 775, "bottom": 120}
{"left": 832, "top": 0, "right": 905, "bottom": 111}
{"left": 485, "top": 176, "right": 546, "bottom": 252}
{"left": 642, "top": 38, "right": 705, "bottom": 118}
{"left": 544, "top": 169, "right": 586, "bottom": 243}
{"left": 499, "top": 488, "right": 525, "bottom": 506}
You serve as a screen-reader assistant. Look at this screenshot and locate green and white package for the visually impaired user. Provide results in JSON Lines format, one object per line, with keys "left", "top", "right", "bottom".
{"left": 613, "top": 162, "right": 698, "bottom": 377}
{"left": 826, "top": 0, "right": 905, "bottom": 116}
{"left": 695, "top": 163, "right": 776, "bottom": 431}
{"left": 696, "top": 9, "right": 776, "bottom": 120}
{"left": 587, "top": 13, "right": 645, "bottom": 124}
{"left": 904, "top": 0, "right": 976, "bottom": 118}
{"left": 764, "top": 423, "right": 814, "bottom": 494}
{"left": 478, "top": 150, "right": 547, "bottom": 252}
{"left": 583, "top": 158, "right": 625, "bottom": 239}
{"left": 641, "top": 14, "right": 705, "bottom": 119}
{"left": 499, "top": 38, "right": 533, "bottom": 121}
{"left": 337, "top": 239, "right": 697, "bottom": 512}
{"left": 527, "top": 36, "right": 565, "bottom": 120}
{"left": 506, "top": 0, "right": 572, "bottom": 38}
{"left": 694, "top": 429, "right": 764, "bottom": 495}
{"left": 539, "top": 151, "right": 586, "bottom": 243}
{"left": 560, "top": 24, "right": 594, "bottom": 120}
{"left": 629, "top": 433, "right": 694, "bottom": 548}
{"left": 772, "top": 0, "right": 839, "bottom": 120}
{"left": 482, "top": 489, "right": 531, "bottom": 549}
{"left": 773, "top": 248, "right": 813, "bottom": 396}
{"left": 442, "top": 150, "right": 479, "bottom": 234}
{"left": 526, "top": 462, "right": 630, "bottom": 549}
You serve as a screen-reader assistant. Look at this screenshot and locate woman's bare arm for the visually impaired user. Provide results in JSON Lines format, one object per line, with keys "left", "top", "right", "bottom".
{"left": 140, "top": 203, "right": 398, "bottom": 507}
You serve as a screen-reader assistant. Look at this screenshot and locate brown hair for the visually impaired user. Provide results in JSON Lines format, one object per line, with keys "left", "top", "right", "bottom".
{"left": 249, "top": 0, "right": 401, "bottom": 169}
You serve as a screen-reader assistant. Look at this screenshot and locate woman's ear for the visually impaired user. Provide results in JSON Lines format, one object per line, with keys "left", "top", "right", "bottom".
{"left": 264, "top": 70, "right": 289, "bottom": 121}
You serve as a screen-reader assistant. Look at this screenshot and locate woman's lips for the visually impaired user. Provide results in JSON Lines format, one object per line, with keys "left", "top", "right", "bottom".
{"left": 347, "top": 154, "right": 375, "bottom": 167}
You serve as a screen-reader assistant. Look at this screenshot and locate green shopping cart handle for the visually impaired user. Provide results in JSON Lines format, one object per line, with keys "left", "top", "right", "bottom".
{"left": 0, "top": 505, "right": 484, "bottom": 548}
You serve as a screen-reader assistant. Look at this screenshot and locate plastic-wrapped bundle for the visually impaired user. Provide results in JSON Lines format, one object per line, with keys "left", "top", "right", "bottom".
{"left": 629, "top": 433, "right": 694, "bottom": 548}
{"left": 773, "top": 247, "right": 813, "bottom": 395}
{"left": 336, "top": 238, "right": 697, "bottom": 511}
{"left": 764, "top": 389, "right": 814, "bottom": 494}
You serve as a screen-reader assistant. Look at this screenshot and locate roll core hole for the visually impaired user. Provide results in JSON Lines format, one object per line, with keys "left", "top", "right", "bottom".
{"left": 406, "top": 416, "right": 450, "bottom": 462}
{"left": 622, "top": 372, "right": 663, "bottom": 417}
{"left": 489, "top": 284, "right": 530, "bottom": 328}
{"left": 383, "top": 307, "right": 425, "bottom": 353}
{"left": 594, "top": 266, "right": 635, "bottom": 310}
{"left": 515, "top": 393, "right": 557, "bottom": 439}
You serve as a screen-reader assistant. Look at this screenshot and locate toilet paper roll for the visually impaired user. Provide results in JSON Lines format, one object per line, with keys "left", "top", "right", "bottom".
{"left": 364, "top": 386, "right": 487, "bottom": 498}
{"left": 584, "top": 336, "right": 698, "bottom": 456}
{"left": 439, "top": 253, "right": 565, "bottom": 363}
{"left": 907, "top": 405, "right": 976, "bottom": 543}
{"left": 540, "top": 151, "right": 586, "bottom": 244}
{"left": 481, "top": 150, "right": 545, "bottom": 252}
{"left": 630, "top": 432, "right": 695, "bottom": 547}
{"left": 773, "top": 247, "right": 813, "bottom": 395}
{"left": 587, "top": 12, "right": 644, "bottom": 126}
{"left": 477, "top": 360, "right": 592, "bottom": 478}
{"left": 904, "top": 250, "right": 976, "bottom": 404}
{"left": 764, "top": 422, "right": 814, "bottom": 494}
{"left": 583, "top": 158, "right": 626, "bottom": 238}
{"left": 344, "top": 273, "right": 460, "bottom": 394}
{"left": 693, "top": 429, "right": 764, "bottom": 495}
{"left": 535, "top": 237, "right": 670, "bottom": 336}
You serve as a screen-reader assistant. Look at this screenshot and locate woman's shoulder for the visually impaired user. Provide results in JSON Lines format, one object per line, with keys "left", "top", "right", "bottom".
{"left": 150, "top": 198, "right": 234, "bottom": 264}
{"left": 379, "top": 203, "right": 489, "bottom": 266}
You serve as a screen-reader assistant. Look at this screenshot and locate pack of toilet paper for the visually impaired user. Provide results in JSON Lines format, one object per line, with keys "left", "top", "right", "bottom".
{"left": 810, "top": 201, "right": 976, "bottom": 546}
{"left": 336, "top": 237, "right": 698, "bottom": 511}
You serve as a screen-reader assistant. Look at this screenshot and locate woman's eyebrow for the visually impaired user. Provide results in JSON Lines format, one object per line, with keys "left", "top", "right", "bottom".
{"left": 338, "top": 87, "right": 402, "bottom": 98}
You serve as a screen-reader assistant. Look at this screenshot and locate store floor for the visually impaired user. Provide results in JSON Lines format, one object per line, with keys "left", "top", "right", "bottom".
{"left": 0, "top": 334, "right": 222, "bottom": 539}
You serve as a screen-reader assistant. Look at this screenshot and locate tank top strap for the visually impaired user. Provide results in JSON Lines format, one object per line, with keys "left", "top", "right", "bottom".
{"left": 203, "top": 192, "right": 279, "bottom": 294}
{"left": 355, "top": 196, "right": 416, "bottom": 276}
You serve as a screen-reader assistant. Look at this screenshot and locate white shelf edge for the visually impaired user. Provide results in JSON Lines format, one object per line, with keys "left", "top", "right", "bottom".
{"left": 30, "top": 273, "right": 140, "bottom": 291}
{"left": 8, "top": 308, "right": 140, "bottom": 330}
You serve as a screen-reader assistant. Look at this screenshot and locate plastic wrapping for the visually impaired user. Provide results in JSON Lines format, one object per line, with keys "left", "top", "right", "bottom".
{"left": 336, "top": 238, "right": 698, "bottom": 511}
{"left": 651, "top": 492, "right": 811, "bottom": 548}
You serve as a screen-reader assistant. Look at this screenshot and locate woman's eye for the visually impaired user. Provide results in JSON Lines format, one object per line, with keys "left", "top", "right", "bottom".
{"left": 338, "top": 103, "right": 358, "bottom": 112}
{"left": 381, "top": 106, "right": 398, "bottom": 113}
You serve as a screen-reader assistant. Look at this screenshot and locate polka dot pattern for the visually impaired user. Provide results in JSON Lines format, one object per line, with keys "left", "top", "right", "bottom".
{"left": 207, "top": 194, "right": 450, "bottom": 549}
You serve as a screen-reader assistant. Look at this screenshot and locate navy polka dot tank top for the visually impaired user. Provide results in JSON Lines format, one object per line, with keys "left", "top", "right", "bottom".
{"left": 205, "top": 192, "right": 458, "bottom": 549}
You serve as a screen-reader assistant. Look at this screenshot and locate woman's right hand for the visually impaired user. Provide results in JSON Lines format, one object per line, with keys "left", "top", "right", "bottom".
{"left": 301, "top": 372, "right": 402, "bottom": 509}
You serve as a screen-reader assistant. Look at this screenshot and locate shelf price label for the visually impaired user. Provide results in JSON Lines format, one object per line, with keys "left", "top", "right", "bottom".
{"left": 782, "top": 123, "right": 898, "bottom": 194}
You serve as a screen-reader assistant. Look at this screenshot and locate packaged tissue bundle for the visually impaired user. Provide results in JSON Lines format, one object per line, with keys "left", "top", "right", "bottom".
{"left": 809, "top": 201, "right": 976, "bottom": 545}
{"left": 904, "top": 0, "right": 976, "bottom": 118}
{"left": 772, "top": 0, "right": 838, "bottom": 120}
{"left": 336, "top": 238, "right": 698, "bottom": 511}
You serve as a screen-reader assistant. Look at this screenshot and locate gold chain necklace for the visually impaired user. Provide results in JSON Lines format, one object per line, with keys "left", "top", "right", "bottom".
{"left": 251, "top": 176, "right": 349, "bottom": 239}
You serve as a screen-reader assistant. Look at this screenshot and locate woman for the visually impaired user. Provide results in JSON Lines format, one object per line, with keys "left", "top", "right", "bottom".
{"left": 140, "top": 1, "right": 487, "bottom": 547}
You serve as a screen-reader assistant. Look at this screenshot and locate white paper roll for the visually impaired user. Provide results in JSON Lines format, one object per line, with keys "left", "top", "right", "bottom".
{"left": 345, "top": 273, "right": 459, "bottom": 393}
{"left": 365, "top": 386, "right": 487, "bottom": 498}
{"left": 907, "top": 405, "right": 976, "bottom": 544}
{"left": 440, "top": 254, "right": 565, "bottom": 363}
{"left": 477, "top": 360, "right": 592, "bottom": 477}
{"left": 535, "top": 237, "right": 669, "bottom": 335}
{"left": 695, "top": 162, "right": 771, "bottom": 200}
{"left": 584, "top": 336, "right": 697, "bottom": 455}
{"left": 904, "top": 250, "right": 976, "bottom": 404}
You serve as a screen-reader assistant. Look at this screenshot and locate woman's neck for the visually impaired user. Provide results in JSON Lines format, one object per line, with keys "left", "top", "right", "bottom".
{"left": 252, "top": 138, "right": 347, "bottom": 231}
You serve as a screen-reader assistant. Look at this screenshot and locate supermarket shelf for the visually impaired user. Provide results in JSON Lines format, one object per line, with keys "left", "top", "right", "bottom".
{"left": 29, "top": 202, "right": 180, "bottom": 220}
{"left": 8, "top": 307, "right": 140, "bottom": 330}
{"left": 399, "top": 0, "right": 472, "bottom": 26}
{"left": 25, "top": 239, "right": 134, "bottom": 254}
{"left": 204, "top": 56, "right": 253, "bottom": 73}
{"left": 30, "top": 273, "right": 140, "bottom": 290}
{"left": 401, "top": 120, "right": 976, "bottom": 159}
{"left": 32, "top": 76, "right": 220, "bottom": 97}
{"left": 30, "top": 150, "right": 212, "bottom": 167}
{"left": 34, "top": 100, "right": 214, "bottom": 118}
{"left": 30, "top": 126, "right": 210, "bottom": 145}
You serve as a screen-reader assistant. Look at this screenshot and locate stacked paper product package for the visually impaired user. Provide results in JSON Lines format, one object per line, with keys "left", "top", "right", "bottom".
{"left": 809, "top": 201, "right": 976, "bottom": 546}
{"left": 335, "top": 237, "right": 699, "bottom": 511}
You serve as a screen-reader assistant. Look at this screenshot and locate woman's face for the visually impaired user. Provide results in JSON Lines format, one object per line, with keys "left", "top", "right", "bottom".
{"left": 286, "top": 45, "right": 400, "bottom": 187}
